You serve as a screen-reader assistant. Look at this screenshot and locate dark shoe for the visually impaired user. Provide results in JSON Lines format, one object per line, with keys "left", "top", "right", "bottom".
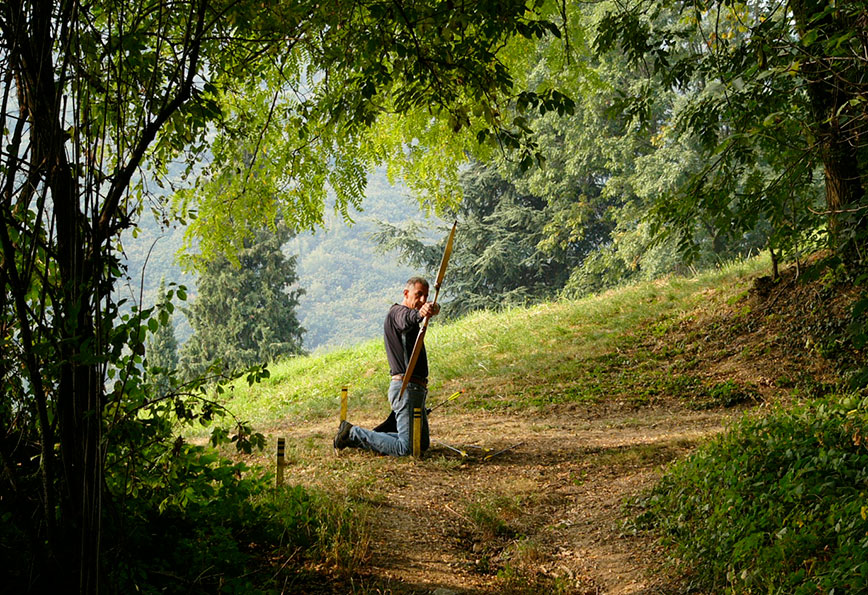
{"left": 373, "top": 411, "right": 396, "bottom": 433}
{"left": 372, "top": 409, "right": 432, "bottom": 434}
{"left": 333, "top": 420, "right": 354, "bottom": 452}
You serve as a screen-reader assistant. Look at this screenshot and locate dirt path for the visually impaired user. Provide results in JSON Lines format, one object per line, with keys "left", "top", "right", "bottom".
{"left": 273, "top": 402, "right": 742, "bottom": 594}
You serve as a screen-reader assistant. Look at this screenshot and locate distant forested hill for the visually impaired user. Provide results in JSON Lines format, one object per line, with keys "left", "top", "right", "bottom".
{"left": 119, "top": 169, "right": 432, "bottom": 351}
{"left": 289, "top": 172, "right": 434, "bottom": 351}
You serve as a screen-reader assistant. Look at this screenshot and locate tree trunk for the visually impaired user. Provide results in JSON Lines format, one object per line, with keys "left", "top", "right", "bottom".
{"left": 790, "top": 0, "right": 867, "bottom": 260}
{"left": 770, "top": 244, "right": 780, "bottom": 280}
{"left": 810, "top": 74, "right": 864, "bottom": 250}
{"left": 49, "top": 92, "right": 103, "bottom": 595}
{"left": 13, "top": 0, "right": 105, "bottom": 588}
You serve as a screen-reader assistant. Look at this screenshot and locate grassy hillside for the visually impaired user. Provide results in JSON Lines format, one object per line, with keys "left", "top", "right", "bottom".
{"left": 200, "top": 252, "right": 868, "bottom": 593}
{"left": 217, "top": 255, "right": 773, "bottom": 430}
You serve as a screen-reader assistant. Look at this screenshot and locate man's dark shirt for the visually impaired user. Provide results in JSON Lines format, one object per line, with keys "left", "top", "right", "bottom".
{"left": 384, "top": 303, "right": 427, "bottom": 379}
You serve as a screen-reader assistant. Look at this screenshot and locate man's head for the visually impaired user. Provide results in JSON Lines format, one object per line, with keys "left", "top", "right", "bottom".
{"left": 402, "top": 277, "right": 429, "bottom": 310}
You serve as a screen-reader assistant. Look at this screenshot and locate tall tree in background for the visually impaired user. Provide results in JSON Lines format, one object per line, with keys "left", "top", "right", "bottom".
{"left": 396, "top": 0, "right": 773, "bottom": 306}
{"left": 374, "top": 162, "right": 591, "bottom": 316}
{"left": 146, "top": 278, "right": 180, "bottom": 397}
{"left": 181, "top": 223, "right": 305, "bottom": 377}
{"left": 593, "top": 0, "right": 863, "bottom": 266}
{"left": 504, "top": 0, "right": 787, "bottom": 290}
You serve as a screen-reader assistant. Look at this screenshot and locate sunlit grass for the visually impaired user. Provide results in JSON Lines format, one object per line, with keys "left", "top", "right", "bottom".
{"left": 215, "top": 254, "right": 770, "bottom": 429}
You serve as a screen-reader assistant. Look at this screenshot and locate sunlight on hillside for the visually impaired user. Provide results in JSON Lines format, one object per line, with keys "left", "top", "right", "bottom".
{"left": 214, "top": 255, "right": 771, "bottom": 430}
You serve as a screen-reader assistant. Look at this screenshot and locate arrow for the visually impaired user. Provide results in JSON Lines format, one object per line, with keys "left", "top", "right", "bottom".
{"left": 427, "top": 389, "right": 464, "bottom": 414}
{"left": 482, "top": 441, "right": 525, "bottom": 461}
{"left": 432, "top": 439, "right": 467, "bottom": 458}
{"left": 464, "top": 444, "right": 492, "bottom": 454}
{"left": 402, "top": 221, "right": 457, "bottom": 457}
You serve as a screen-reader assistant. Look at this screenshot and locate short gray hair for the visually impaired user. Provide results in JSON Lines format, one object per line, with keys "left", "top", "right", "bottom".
{"left": 405, "top": 276, "right": 429, "bottom": 290}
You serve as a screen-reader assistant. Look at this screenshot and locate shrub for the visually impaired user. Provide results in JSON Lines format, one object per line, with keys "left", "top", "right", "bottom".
{"left": 635, "top": 396, "right": 868, "bottom": 593}
{"left": 100, "top": 445, "right": 367, "bottom": 593}
{"left": 104, "top": 445, "right": 323, "bottom": 593}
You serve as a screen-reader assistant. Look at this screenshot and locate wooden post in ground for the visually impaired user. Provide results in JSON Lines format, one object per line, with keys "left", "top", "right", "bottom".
{"left": 340, "top": 386, "right": 348, "bottom": 422}
{"left": 276, "top": 437, "right": 285, "bottom": 488}
{"left": 412, "top": 406, "right": 422, "bottom": 458}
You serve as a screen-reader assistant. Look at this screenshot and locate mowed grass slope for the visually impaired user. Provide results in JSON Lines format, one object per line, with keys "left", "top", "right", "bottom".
{"left": 219, "top": 255, "right": 772, "bottom": 430}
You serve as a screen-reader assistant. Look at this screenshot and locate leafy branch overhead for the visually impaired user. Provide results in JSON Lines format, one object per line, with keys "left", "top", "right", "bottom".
{"left": 166, "top": 0, "right": 575, "bottom": 262}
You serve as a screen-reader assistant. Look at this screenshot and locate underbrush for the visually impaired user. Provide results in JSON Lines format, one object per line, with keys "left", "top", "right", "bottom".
{"left": 1, "top": 442, "right": 368, "bottom": 593}
{"left": 114, "top": 453, "right": 368, "bottom": 592}
{"left": 103, "top": 445, "right": 369, "bottom": 593}
{"left": 632, "top": 396, "right": 868, "bottom": 593}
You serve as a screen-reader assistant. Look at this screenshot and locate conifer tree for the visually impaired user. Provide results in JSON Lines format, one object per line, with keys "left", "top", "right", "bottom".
{"left": 181, "top": 223, "right": 305, "bottom": 378}
{"left": 146, "top": 278, "right": 179, "bottom": 398}
{"left": 374, "top": 162, "right": 590, "bottom": 317}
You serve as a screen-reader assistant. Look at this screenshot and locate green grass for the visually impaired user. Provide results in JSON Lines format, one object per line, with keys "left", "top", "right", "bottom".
{"left": 212, "top": 254, "right": 769, "bottom": 429}
{"left": 464, "top": 491, "right": 527, "bottom": 540}
{"left": 586, "top": 438, "right": 698, "bottom": 469}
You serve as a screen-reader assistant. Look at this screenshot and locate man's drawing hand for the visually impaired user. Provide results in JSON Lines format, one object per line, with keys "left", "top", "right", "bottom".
{"left": 419, "top": 303, "right": 440, "bottom": 318}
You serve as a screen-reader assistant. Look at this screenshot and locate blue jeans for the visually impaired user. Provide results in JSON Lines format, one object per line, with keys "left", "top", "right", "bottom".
{"left": 350, "top": 380, "right": 428, "bottom": 456}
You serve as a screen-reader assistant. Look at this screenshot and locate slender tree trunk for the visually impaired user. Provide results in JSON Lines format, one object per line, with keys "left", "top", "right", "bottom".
{"left": 50, "top": 95, "right": 103, "bottom": 595}
{"left": 12, "top": 0, "right": 105, "bottom": 588}
{"left": 770, "top": 244, "right": 780, "bottom": 280}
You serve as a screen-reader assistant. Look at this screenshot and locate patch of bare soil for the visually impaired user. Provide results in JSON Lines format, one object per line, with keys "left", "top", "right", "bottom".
{"left": 272, "top": 404, "right": 740, "bottom": 594}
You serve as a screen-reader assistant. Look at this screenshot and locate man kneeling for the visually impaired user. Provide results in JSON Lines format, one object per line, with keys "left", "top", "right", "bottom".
{"left": 334, "top": 277, "right": 439, "bottom": 456}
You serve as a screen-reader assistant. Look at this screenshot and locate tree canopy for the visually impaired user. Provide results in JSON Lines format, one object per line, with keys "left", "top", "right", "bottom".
{"left": 0, "top": 0, "right": 569, "bottom": 589}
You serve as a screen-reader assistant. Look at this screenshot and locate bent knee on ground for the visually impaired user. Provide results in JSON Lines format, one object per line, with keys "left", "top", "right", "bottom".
{"left": 395, "top": 440, "right": 412, "bottom": 457}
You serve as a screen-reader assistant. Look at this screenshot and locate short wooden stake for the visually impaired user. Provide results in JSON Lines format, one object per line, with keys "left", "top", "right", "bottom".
{"left": 412, "top": 406, "right": 422, "bottom": 458}
{"left": 276, "top": 437, "right": 285, "bottom": 488}
{"left": 340, "top": 386, "right": 348, "bottom": 422}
